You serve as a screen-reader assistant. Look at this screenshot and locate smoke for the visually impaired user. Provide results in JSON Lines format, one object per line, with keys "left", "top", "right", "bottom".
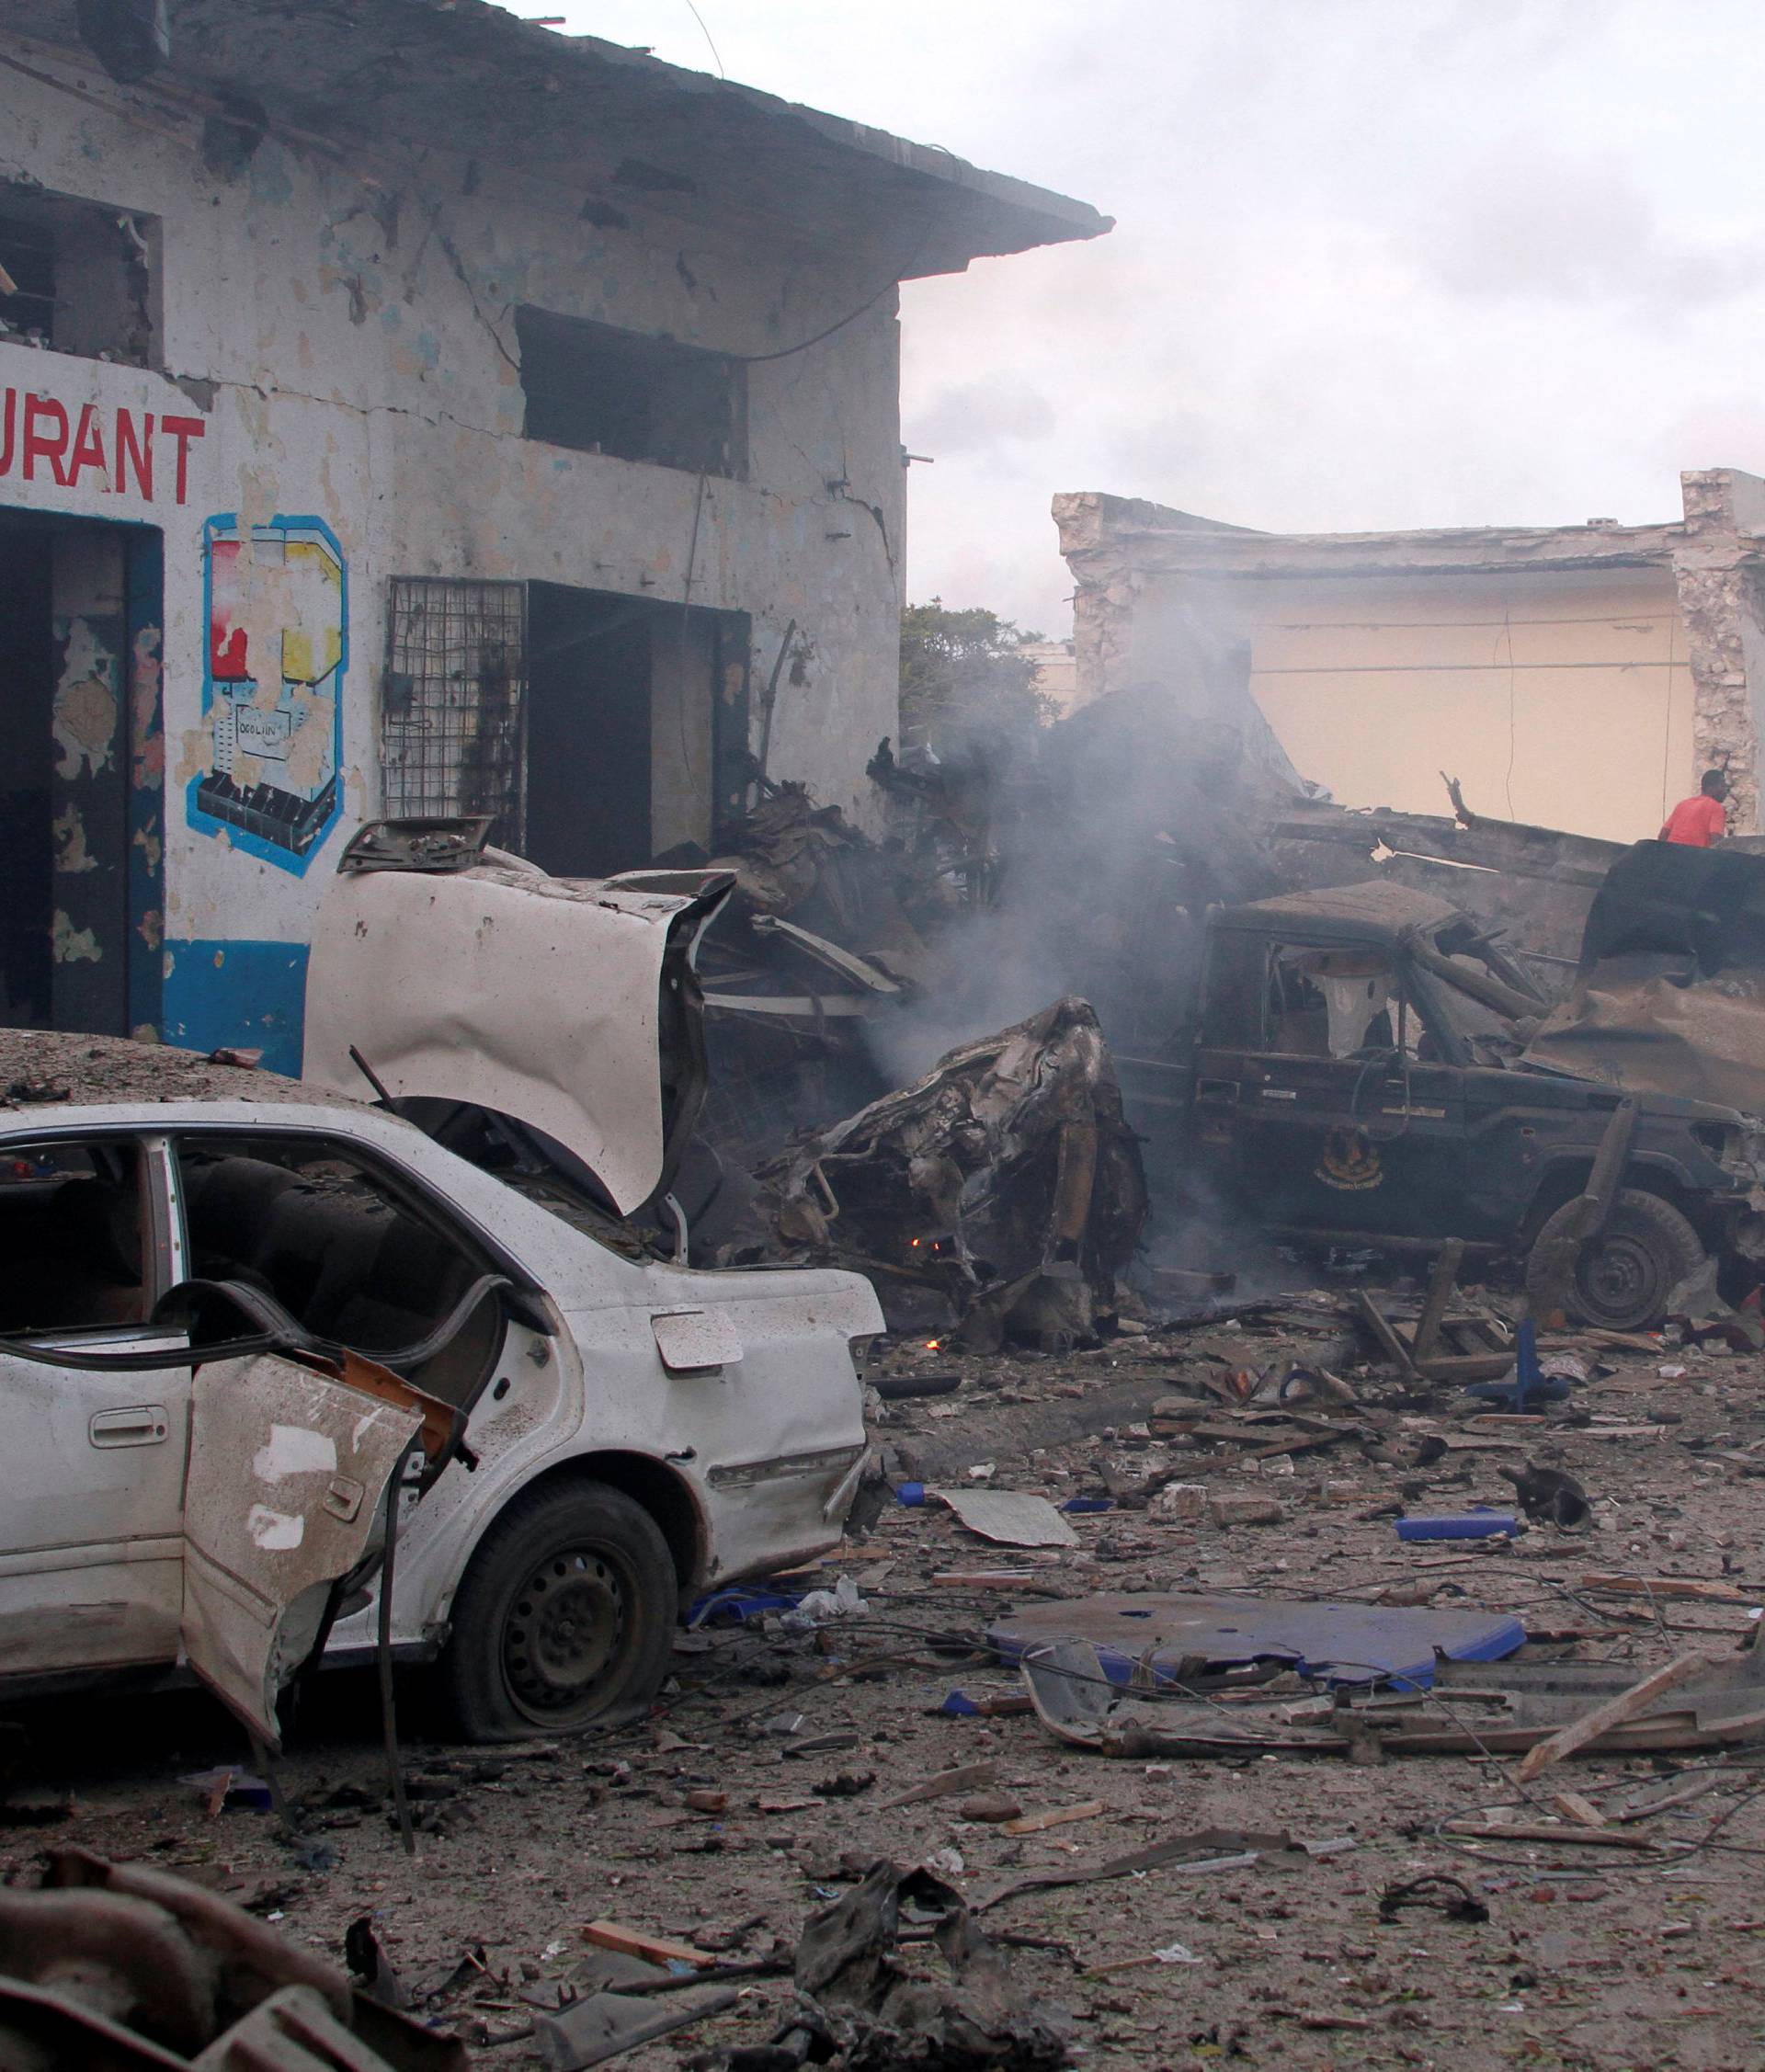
{"left": 860, "top": 609, "right": 1302, "bottom": 1286}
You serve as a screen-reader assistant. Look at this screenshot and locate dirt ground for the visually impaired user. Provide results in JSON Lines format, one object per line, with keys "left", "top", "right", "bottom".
{"left": 9, "top": 1292, "right": 1765, "bottom": 2072}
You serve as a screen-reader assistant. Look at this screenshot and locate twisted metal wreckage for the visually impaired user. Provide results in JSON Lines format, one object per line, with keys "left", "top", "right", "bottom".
{"left": 295, "top": 672, "right": 1765, "bottom": 1357}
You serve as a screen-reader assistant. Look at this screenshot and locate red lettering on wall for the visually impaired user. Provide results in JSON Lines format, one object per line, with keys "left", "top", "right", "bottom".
{"left": 115, "top": 407, "right": 154, "bottom": 499}
{"left": 0, "top": 387, "right": 206, "bottom": 503}
{"left": 21, "top": 396, "right": 70, "bottom": 485}
{"left": 68, "top": 403, "right": 108, "bottom": 488}
{"left": 159, "top": 415, "right": 205, "bottom": 507}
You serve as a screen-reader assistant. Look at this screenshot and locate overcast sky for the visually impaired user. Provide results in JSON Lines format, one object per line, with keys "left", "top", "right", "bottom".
{"left": 512, "top": 2, "right": 1765, "bottom": 634}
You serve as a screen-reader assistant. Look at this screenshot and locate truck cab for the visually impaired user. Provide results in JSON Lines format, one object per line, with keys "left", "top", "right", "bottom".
{"left": 1120, "top": 881, "right": 1765, "bottom": 1329}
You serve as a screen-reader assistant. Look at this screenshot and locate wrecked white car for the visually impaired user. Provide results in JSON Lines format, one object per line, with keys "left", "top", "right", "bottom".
{"left": 0, "top": 1028, "right": 879, "bottom": 1743}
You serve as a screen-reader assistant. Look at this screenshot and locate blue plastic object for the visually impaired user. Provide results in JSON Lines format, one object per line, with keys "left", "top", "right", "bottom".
{"left": 688, "top": 1585, "right": 803, "bottom": 1627}
{"left": 1395, "top": 1510, "right": 1520, "bottom": 1542}
{"left": 895, "top": 1482, "right": 928, "bottom": 1506}
{"left": 1515, "top": 1316, "right": 1541, "bottom": 1415}
{"left": 1062, "top": 1497, "right": 1114, "bottom": 1514}
{"left": 1464, "top": 1375, "right": 1570, "bottom": 1411}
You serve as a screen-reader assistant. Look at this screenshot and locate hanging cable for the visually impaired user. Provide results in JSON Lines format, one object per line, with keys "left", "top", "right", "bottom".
{"left": 378, "top": 1455, "right": 416, "bottom": 1857}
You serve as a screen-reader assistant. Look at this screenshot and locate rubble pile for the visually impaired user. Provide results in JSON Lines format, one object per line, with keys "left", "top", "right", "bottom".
{"left": 15, "top": 1277, "right": 1765, "bottom": 2067}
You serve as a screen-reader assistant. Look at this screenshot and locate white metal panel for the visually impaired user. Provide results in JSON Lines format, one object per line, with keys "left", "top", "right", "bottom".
{"left": 302, "top": 863, "right": 716, "bottom": 1213}
{"left": 181, "top": 1353, "right": 422, "bottom": 1748}
{"left": 651, "top": 1307, "right": 743, "bottom": 1372}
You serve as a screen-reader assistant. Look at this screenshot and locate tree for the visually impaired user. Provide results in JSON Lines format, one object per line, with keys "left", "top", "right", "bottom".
{"left": 898, "top": 599, "right": 1053, "bottom": 757}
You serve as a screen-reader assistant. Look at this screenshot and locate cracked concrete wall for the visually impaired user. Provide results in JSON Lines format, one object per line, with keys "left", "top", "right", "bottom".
{"left": 1672, "top": 469, "right": 1765, "bottom": 837}
{"left": 0, "top": 44, "right": 905, "bottom": 1054}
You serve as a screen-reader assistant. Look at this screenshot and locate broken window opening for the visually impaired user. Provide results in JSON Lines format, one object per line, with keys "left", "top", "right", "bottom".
{"left": 0, "top": 182, "right": 156, "bottom": 365}
{"left": 0, "top": 1138, "right": 148, "bottom": 1334}
{"left": 383, "top": 577, "right": 748, "bottom": 878}
{"left": 1266, "top": 949, "right": 1433, "bottom": 1061}
{"left": 515, "top": 306, "right": 746, "bottom": 477}
{"left": 173, "top": 1132, "right": 502, "bottom": 1406}
{"left": 381, "top": 577, "right": 529, "bottom": 849}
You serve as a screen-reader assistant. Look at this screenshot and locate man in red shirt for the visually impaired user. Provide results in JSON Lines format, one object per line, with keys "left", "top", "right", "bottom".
{"left": 1660, "top": 768, "right": 1730, "bottom": 847}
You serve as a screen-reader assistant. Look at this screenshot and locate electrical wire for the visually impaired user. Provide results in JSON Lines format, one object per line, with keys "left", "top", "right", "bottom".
{"left": 379, "top": 1460, "right": 416, "bottom": 1857}
{"left": 1500, "top": 609, "right": 1519, "bottom": 820}
{"left": 683, "top": 0, "right": 725, "bottom": 77}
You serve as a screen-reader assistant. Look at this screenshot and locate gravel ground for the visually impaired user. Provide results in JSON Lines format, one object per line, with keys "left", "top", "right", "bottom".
{"left": 9, "top": 1297, "right": 1765, "bottom": 2071}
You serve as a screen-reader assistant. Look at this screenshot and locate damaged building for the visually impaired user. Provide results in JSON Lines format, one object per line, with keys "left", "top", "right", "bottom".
{"left": 1053, "top": 468, "right": 1765, "bottom": 844}
{"left": 0, "top": 0, "right": 1108, "bottom": 1069}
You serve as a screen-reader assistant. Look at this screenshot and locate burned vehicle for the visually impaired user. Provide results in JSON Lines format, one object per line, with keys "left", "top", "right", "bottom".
{"left": 0, "top": 1025, "right": 877, "bottom": 1743}
{"left": 1119, "top": 876, "right": 1765, "bottom": 1330}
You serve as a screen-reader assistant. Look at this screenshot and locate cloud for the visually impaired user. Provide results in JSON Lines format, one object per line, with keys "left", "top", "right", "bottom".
{"left": 1398, "top": 147, "right": 1765, "bottom": 311}
{"left": 905, "top": 374, "right": 1057, "bottom": 459}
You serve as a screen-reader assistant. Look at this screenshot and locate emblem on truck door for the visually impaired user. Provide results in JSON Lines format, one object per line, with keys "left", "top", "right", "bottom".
{"left": 1316, "top": 1127, "right": 1384, "bottom": 1190}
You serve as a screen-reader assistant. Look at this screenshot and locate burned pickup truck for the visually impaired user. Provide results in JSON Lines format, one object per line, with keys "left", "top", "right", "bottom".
{"left": 1119, "top": 871, "right": 1765, "bottom": 1330}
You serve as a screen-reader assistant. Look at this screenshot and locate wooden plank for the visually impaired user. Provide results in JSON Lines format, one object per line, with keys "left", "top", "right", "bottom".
{"left": 1552, "top": 1791, "right": 1608, "bottom": 1829}
{"left": 581, "top": 1921, "right": 719, "bottom": 1968}
{"left": 1444, "top": 1820, "right": 1667, "bottom": 1850}
{"left": 879, "top": 1761, "right": 997, "bottom": 1812}
{"left": 1513, "top": 1651, "right": 1721, "bottom": 1783}
{"left": 1414, "top": 1351, "right": 1517, "bottom": 1383}
{"left": 1354, "top": 1290, "right": 1420, "bottom": 1380}
{"left": 1409, "top": 1240, "right": 1464, "bottom": 1368}
{"left": 1579, "top": 1575, "right": 1750, "bottom": 1603}
{"left": 1001, "top": 1800, "right": 1108, "bottom": 1837}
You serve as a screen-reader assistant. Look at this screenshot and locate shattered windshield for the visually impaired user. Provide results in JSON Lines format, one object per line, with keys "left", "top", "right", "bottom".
{"left": 1417, "top": 925, "right": 1532, "bottom": 1064}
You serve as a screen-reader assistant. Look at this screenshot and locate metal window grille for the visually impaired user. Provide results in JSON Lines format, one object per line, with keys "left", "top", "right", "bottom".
{"left": 381, "top": 578, "right": 529, "bottom": 848}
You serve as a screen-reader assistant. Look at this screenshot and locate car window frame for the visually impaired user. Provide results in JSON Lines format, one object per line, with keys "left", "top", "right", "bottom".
{"left": 0, "top": 1125, "right": 181, "bottom": 1348}
{"left": 165, "top": 1116, "right": 552, "bottom": 1321}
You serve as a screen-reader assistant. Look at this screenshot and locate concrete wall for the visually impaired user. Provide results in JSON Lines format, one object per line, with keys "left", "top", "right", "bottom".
{"left": 0, "top": 50, "right": 905, "bottom": 1064}
{"left": 1127, "top": 568, "right": 1696, "bottom": 842}
{"left": 1057, "top": 476, "right": 1765, "bottom": 846}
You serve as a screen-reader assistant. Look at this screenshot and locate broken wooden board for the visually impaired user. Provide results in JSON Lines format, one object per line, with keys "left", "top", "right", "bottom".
{"left": 580, "top": 1922, "right": 718, "bottom": 1968}
{"left": 1514, "top": 1650, "right": 1721, "bottom": 1782}
{"left": 1579, "top": 1575, "right": 1752, "bottom": 1603}
{"left": 879, "top": 1760, "right": 997, "bottom": 1811}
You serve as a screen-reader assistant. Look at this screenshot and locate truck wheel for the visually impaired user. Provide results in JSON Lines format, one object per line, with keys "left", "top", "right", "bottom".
{"left": 1526, "top": 1188, "right": 1705, "bottom": 1332}
{"left": 444, "top": 1481, "right": 678, "bottom": 1741}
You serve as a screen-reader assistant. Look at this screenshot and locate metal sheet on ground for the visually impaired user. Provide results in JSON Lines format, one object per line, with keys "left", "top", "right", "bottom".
{"left": 988, "top": 1589, "right": 1525, "bottom": 1689}
{"left": 937, "top": 1488, "right": 1078, "bottom": 1548}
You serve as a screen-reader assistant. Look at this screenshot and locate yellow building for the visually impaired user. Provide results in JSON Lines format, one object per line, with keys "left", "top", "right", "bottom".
{"left": 1053, "top": 471, "right": 1765, "bottom": 842}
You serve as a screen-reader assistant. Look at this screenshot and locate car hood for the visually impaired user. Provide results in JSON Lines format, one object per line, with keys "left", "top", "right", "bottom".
{"left": 303, "top": 843, "right": 732, "bottom": 1215}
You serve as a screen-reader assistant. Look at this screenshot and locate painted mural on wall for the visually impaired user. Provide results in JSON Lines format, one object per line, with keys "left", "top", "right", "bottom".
{"left": 188, "top": 514, "right": 347, "bottom": 871}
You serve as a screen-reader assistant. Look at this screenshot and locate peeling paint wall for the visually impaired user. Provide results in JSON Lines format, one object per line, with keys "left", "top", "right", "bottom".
{"left": 1, "top": 42, "right": 905, "bottom": 1057}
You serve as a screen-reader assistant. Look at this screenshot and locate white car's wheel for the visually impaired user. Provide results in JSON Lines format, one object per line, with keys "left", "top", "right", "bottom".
{"left": 444, "top": 1480, "right": 677, "bottom": 1740}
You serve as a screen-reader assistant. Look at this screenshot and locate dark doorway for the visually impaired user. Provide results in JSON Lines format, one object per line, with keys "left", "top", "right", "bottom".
{"left": 0, "top": 511, "right": 164, "bottom": 1036}
{"left": 526, "top": 584, "right": 654, "bottom": 878}
{"left": 524, "top": 583, "right": 749, "bottom": 880}
{"left": 382, "top": 578, "right": 749, "bottom": 878}
{"left": 0, "top": 527, "right": 54, "bottom": 1026}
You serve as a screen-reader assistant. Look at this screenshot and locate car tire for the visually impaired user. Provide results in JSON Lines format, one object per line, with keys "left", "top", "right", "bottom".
{"left": 444, "top": 1480, "right": 678, "bottom": 1742}
{"left": 1526, "top": 1188, "right": 1706, "bottom": 1332}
